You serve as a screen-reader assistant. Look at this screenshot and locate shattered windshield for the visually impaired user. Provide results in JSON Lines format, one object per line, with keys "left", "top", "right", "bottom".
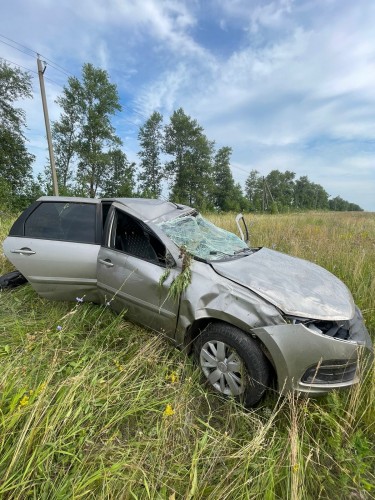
{"left": 157, "top": 214, "right": 249, "bottom": 261}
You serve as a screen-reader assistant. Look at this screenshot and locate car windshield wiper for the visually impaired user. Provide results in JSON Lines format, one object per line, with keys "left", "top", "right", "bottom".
{"left": 209, "top": 250, "right": 232, "bottom": 257}
{"left": 234, "top": 247, "right": 252, "bottom": 255}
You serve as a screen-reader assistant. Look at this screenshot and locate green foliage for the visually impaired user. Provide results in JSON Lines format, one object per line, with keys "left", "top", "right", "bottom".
{"left": 245, "top": 169, "right": 363, "bottom": 212}
{"left": 101, "top": 149, "right": 136, "bottom": 197}
{"left": 51, "top": 63, "right": 122, "bottom": 198}
{"left": 329, "top": 195, "right": 363, "bottom": 212}
{"left": 164, "top": 108, "right": 215, "bottom": 210}
{"left": 0, "top": 59, "right": 35, "bottom": 206}
{"left": 213, "top": 146, "right": 247, "bottom": 212}
{"left": 0, "top": 58, "right": 363, "bottom": 213}
{"left": 167, "top": 246, "right": 192, "bottom": 301}
{"left": 0, "top": 59, "right": 32, "bottom": 134}
{"left": 245, "top": 169, "right": 263, "bottom": 211}
{"left": 295, "top": 175, "right": 329, "bottom": 210}
{"left": 138, "top": 111, "right": 164, "bottom": 197}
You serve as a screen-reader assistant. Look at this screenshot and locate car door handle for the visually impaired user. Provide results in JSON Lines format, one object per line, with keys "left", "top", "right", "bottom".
{"left": 11, "top": 248, "right": 36, "bottom": 255}
{"left": 98, "top": 258, "right": 114, "bottom": 268}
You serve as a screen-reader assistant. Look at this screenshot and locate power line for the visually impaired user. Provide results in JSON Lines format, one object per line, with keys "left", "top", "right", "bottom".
{"left": 40, "top": 56, "right": 73, "bottom": 77}
{"left": 0, "top": 33, "right": 156, "bottom": 121}
{"left": 0, "top": 38, "right": 33, "bottom": 58}
{"left": 231, "top": 163, "right": 254, "bottom": 176}
{"left": 0, "top": 33, "right": 36, "bottom": 56}
{"left": 0, "top": 33, "right": 72, "bottom": 78}
{"left": 0, "top": 56, "right": 37, "bottom": 76}
{"left": 122, "top": 102, "right": 149, "bottom": 121}
{"left": 0, "top": 56, "right": 65, "bottom": 88}
{"left": 43, "top": 75, "right": 65, "bottom": 88}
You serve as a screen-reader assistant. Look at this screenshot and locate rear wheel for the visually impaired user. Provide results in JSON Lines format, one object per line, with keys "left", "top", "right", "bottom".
{"left": 194, "top": 322, "right": 270, "bottom": 407}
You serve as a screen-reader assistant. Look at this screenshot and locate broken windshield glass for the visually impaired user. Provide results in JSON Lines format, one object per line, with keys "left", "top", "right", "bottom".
{"left": 157, "top": 214, "right": 249, "bottom": 261}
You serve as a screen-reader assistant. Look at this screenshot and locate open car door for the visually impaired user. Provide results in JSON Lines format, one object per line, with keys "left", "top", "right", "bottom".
{"left": 97, "top": 204, "right": 180, "bottom": 336}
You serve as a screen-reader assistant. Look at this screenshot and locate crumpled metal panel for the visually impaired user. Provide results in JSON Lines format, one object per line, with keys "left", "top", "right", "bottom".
{"left": 175, "top": 260, "right": 285, "bottom": 346}
{"left": 104, "top": 197, "right": 192, "bottom": 223}
{"left": 252, "top": 320, "right": 373, "bottom": 394}
{"left": 212, "top": 247, "right": 355, "bottom": 321}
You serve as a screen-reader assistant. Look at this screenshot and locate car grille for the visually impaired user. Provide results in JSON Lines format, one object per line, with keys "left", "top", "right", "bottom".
{"left": 301, "top": 360, "right": 357, "bottom": 384}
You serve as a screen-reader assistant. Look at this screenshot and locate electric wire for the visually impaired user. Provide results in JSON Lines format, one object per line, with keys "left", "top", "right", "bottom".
{"left": 0, "top": 38, "right": 33, "bottom": 58}
{"left": 0, "top": 33, "right": 36, "bottom": 57}
{"left": 0, "top": 56, "right": 65, "bottom": 88}
{"left": 39, "top": 56, "right": 73, "bottom": 77}
{"left": 0, "top": 34, "right": 72, "bottom": 78}
{"left": 0, "top": 56, "right": 37, "bottom": 76}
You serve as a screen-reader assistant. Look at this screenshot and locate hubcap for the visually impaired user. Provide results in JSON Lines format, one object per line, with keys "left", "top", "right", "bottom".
{"left": 200, "top": 340, "right": 245, "bottom": 396}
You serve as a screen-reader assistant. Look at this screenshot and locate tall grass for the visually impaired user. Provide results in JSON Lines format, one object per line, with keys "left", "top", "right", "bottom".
{"left": 0, "top": 211, "right": 374, "bottom": 499}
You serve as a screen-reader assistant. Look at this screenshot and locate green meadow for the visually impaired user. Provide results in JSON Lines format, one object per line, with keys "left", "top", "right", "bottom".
{"left": 0, "top": 211, "right": 374, "bottom": 499}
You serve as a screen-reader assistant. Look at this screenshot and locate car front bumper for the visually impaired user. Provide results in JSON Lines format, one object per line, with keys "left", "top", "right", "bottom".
{"left": 252, "top": 312, "right": 373, "bottom": 395}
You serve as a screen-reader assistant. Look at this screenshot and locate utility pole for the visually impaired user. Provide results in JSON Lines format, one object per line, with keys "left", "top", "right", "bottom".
{"left": 37, "top": 55, "right": 59, "bottom": 196}
{"left": 262, "top": 176, "right": 265, "bottom": 212}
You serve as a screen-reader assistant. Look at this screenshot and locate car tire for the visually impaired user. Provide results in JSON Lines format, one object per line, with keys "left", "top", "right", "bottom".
{"left": 0, "top": 271, "right": 27, "bottom": 290}
{"left": 194, "top": 322, "right": 270, "bottom": 407}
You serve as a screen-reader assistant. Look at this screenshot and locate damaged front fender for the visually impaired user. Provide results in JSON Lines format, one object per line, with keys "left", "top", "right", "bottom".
{"left": 174, "top": 260, "right": 285, "bottom": 347}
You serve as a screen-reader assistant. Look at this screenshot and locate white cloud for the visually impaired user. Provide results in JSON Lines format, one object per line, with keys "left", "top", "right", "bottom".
{"left": 250, "top": 0, "right": 294, "bottom": 33}
{"left": 1, "top": 0, "right": 375, "bottom": 210}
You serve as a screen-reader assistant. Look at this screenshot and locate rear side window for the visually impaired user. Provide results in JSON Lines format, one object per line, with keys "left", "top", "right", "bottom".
{"left": 24, "top": 202, "right": 97, "bottom": 244}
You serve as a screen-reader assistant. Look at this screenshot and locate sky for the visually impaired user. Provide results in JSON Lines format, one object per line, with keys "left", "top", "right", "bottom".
{"left": 1, "top": 0, "right": 375, "bottom": 210}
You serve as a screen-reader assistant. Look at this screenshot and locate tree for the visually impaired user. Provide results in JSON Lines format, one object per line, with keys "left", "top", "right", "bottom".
{"left": 53, "top": 63, "right": 122, "bottom": 197}
{"left": 51, "top": 83, "right": 81, "bottom": 193}
{"left": 101, "top": 149, "right": 136, "bottom": 197}
{"left": 294, "top": 176, "right": 329, "bottom": 210}
{"left": 265, "top": 170, "right": 295, "bottom": 211}
{"left": 245, "top": 170, "right": 263, "bottom": 211}
{"left": 329, "top": 196, "right": 363, "bottom": 211}
{"left": 138, "top": 111, "right": 164, "bottom": 197}
{"left": 213, "top": 146, "right": 235, "bottom": 210}
{"left": 164, "top": 108, "right": 214, "bottom": 209}
{"left": 0, "top": 60, "right": 34, "bottom": 198}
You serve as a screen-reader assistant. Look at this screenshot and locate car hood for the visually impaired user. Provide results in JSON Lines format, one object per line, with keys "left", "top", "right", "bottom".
{"left": 211, "top": 248, "right": 355, "bottom": 321}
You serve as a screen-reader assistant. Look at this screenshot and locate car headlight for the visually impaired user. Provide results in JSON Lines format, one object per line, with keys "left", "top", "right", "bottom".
{"left": 286, "top": 316, "right": 351, "bottom": 341}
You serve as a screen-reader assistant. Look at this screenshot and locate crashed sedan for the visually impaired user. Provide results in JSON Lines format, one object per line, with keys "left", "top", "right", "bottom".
{"left": 2, "top": 197, "right": 373, "bottom": 407}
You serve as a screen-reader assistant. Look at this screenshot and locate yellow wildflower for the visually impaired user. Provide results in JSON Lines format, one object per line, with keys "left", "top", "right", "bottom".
{"left": 19, "top": 395, "right": 29, "bottom": 407}
{"left": 165, "top": 371, "right": 178, "bottom": 384}
{"left": 37, "top": 382, "right": 47, "bottom": 394}
{"left": 292, "top": 464, "right": 299, "bottom": 473}
{"left": 163, "top": 404, "right": 175, "bottom": 416}
{"left": 115, "top": 360, "right": 124, "bottom": 372}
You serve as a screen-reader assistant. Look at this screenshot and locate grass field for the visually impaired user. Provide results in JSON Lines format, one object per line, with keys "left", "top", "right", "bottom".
{"left": 0, "top": 210, "right": 374, "bottom": 499}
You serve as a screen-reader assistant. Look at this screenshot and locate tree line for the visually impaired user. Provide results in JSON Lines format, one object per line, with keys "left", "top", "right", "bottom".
{"left": 0, "top": 59, "right": 363, "bottom": 212}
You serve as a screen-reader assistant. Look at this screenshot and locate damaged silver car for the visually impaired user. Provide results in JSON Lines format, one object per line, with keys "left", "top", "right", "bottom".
{"left": 2, "top": 197, "right": 373, "bottom": 407}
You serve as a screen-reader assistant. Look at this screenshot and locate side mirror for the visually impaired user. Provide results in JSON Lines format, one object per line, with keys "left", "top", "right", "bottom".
{"left": 235, "top": 213, "right": 249, "bottom": 244}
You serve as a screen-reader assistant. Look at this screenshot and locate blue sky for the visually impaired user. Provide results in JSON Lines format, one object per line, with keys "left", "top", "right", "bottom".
{"left": 1, "top": 0, "right": 375, "bottom": 210}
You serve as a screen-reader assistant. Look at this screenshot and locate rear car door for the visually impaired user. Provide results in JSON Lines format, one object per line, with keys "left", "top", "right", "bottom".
{"left": 97, "top": 205, "right": 180, "bottom": 336}
{"left": 2, "top": 198, "right": 101, "bottom": 301}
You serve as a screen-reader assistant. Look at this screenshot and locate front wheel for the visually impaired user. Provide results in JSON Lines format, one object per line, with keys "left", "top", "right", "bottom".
{"left": 194, "top": 322, "right": 270, "bottom": 407}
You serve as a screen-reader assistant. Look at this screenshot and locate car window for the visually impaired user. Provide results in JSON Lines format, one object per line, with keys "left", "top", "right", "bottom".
{"left": 157, "top": 213, "right": 249, "bottom": 261}
{"left": 24, "top": 202, "right": 97, "bottom": 244}
{"left": 110, "top": 209, "right": 168, "bottom": 265}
